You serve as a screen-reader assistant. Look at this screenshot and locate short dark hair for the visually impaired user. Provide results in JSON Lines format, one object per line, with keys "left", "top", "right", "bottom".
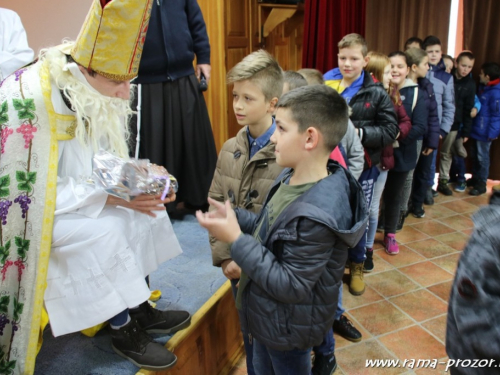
{"left": 422, "top": 35, "right": 442, "bottom": 50}
{"left": 404, "top": 37, "right": 423, "bottom": 50}
{"left": 456, "top": 51, "right": 475, "bottom": 63}
{"left": 283, "top": 70, "right": 308, "bottom": 91}
{"left": 276, "top": 85, "right": 348, "bottom": 151}
{"left": 482, "top": 62, "right": 500, "bottom": 81}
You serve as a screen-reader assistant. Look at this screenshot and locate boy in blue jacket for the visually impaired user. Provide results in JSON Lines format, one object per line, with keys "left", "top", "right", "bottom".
{"left": 422, "top": 36, "right": 456, "bottom": 202}
{"left": 197, "top": 85, "right": 368, "bottom": 374}
{"left": 468, "top": 62, "right": 500, "bottom": 196}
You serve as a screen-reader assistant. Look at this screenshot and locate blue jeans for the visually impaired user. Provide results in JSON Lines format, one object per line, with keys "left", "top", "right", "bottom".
{"left": 231, "top": 279, "right": 255, "bottom": 375}
{"left": 253, "top": 338, "right": 311, "bottom": 375}
{"left": 366, "top": 167, "right": 387, "bottom": 249}
{"left": 349, "top": 166, "right": 379, "bottom": 263}
{"left": 471, "top": 139, "right": 491, "bottom": 182}
{"left": 450, "top": 155, "right": 466, "bottom": 183}
{"left": 428, "top": 149, "right": 437, "bottom": 187}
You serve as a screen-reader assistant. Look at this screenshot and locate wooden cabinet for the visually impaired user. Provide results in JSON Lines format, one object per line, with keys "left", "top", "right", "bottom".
{"left": 198, "top": 0, "right": 304, "bottom": 151}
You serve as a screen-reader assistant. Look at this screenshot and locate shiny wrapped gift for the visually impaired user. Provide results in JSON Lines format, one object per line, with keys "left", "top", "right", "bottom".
{"left": 92, "top": 150, "right": 178, "bottom": 201}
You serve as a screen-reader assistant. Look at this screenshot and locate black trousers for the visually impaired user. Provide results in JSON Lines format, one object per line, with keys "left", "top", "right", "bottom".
{"left": 412, "top": 152, "right": 434, "bottom": 205}
{"left": 383, "top": 170, "right": 410, "bottom": 234}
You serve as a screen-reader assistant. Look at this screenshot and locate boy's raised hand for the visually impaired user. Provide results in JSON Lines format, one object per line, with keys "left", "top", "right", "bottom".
{"left": 196, "top": 199, "right": 242, "bottom": 243}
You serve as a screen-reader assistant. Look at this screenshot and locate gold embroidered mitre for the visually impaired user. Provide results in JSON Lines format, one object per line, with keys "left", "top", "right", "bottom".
{"left": 71, "top": 0, "right": 153, "bottom": 81}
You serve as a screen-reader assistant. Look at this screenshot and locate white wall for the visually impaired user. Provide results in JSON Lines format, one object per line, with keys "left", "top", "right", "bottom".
{"left": 1, "top": 0, "right": 93, "bottom": 55}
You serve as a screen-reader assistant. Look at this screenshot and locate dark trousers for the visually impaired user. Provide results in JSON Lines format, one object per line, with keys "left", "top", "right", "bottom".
{"left": 412, "top": 152, "right": 434, "bottom": 205}
{"left": 383, "top": 170, "right": 410, "bottom": 234}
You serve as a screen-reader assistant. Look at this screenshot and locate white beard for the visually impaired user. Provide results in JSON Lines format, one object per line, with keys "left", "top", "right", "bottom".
{"left": 42, "top": 47, "right": 132, "bottom": 158}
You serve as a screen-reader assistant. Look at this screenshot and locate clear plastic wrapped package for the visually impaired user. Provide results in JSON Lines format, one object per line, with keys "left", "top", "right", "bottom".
{"left": 92, "top": 150, "right": 178, "bottom": 201}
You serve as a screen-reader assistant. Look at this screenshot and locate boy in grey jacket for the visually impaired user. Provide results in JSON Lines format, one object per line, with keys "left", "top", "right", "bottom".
{"left": 197, "top": 85, "right": 368, "bottom": 374}
{"left": 422, "top": 36, "right": 456, "bottom": 202}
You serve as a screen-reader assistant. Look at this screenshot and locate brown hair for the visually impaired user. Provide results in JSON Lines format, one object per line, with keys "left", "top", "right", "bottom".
{"left": 366, "top": 52, "right": 400, "bottom": 106}
{"left": 227, "top": 49, "right": 284, "bottom": 101}
{"left": 338, "top": 33, "right": 368, "bottom": 57}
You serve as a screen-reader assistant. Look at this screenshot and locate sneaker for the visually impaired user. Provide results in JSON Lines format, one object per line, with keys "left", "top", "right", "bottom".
{"left": 312, "top": 353, "right": 337, "bottom": 375}
{"left": 384, "top": 233, "right": 399, "bottom": 255}
{"left": 454, "top": 182, "right": 466, "bottom": 192}
{"left": 349, "top": 261, "right": 365, "bottom": 295}
{"left": 333, "top": 315, "right": 362, "bottom": 342}
{"left": 129, "top": 302, "right": 191, "bottom": 334}
{"left": 412, "top": 204, "right": 425, "bottom": 218}
{"left": 363, "top": 249, "right": 374, "bottom": 273}
{"left": 432, "top": 188, "right": 439, "bottom": 197}
{"left": 424, "top": 188, "right": 434, "bottom": 205}
{"left": 110, "top": 319, "right": 177, "bottom": 371}
{"left": 437, "top": 179, "right": 453, "bottom": 196}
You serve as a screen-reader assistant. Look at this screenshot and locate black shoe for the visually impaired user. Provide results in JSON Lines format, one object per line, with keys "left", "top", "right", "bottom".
{"left": 432, "top": 188, "right": 439, "bottom": 197}
{"left": 313, "top": 353, "right": 337, "bottom": 375}
{"left": 396, "top": 211, "right": 406, "bottom": 232}
{"left": 333, "top": 315, "right": 362, "bottom": 342}
{"left": 424, "top": 188, "right": 434, "bottom": 205}
{"left": 469, "top": 182, "right": 487, "bottom": 196}
{"left": 412, "top": 204, "right": 425, "bottom": 218}
{"left": 363, "top": 249, "right": 374, "bottom": 273}
{"left": 466, "top": 177, "right": 478, "bottom": 187}
{"left": 110, "top": 319, "right": 177, "bottom": 371}
{"left": 437, "top": 179, "right": 453, "bottom": 196}
{"left": 129, "top": 302, "right": 191, "bottom": 334}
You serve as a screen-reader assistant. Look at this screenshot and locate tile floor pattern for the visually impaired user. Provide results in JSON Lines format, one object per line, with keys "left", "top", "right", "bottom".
{"left": 228, "top": 180, "right": 498, "bottom": 375}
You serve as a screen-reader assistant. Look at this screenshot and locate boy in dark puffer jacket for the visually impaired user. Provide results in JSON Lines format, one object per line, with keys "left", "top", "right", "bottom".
{"left": 197, "top": 85, "right": 368, "bottom": 375}
{"left": 324, "top": 33, "right": 398, "bottom": 296}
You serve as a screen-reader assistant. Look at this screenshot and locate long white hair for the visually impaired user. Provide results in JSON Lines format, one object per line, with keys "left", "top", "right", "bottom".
{"left": 41, "top": 46, "right": 132, "bottom": 158}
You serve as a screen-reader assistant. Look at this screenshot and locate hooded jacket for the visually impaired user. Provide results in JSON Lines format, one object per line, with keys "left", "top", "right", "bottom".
{"left": 446, "top": 188, "right": 500, "bottom": 374}
{"left": 427, "top": 59, "right": 456, "bottom": 136}
{"left": 209, "top": 127, "right": 283, "bottom": 266}
{"left": 230, "top": 161, "right": 368, "bottom": 351}
{"left": 470, "top": 80, "right": 500, "bottom": 142}
{"left": 324, "top": 68, "right": 398, "bottom": 169}
{"left": 395, "top": 79, "right": 429, "bottom": 172}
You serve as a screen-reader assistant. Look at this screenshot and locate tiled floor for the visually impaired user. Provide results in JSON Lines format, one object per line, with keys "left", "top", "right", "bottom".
{"left": 228, "top": 180, "right": 497, "bottom": 375}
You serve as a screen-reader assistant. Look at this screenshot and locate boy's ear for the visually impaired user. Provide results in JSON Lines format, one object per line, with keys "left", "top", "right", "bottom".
{"left": 363, "top": 56, "right": 369, "bottom": 68}
{"left": 268, "top": 97, "right": 279, "bottom": 112}
{"left": 304, "top": 126, "right": 320, "bottom": 150}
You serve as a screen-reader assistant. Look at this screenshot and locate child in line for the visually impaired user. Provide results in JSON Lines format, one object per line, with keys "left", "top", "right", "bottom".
{"left": 324, "top": 33, "right": 398, "bottom": 295}
{"left": 283, "top": 70, "right": 308, "bottom": 93}
{"left": 198, "top": 84, "right": 368, "bottom": 374}
{"left": 468, "top": 62, "right": 500, "bottom": 195}
{"left": 208, "top": 49, "right": 284, "bottom": 375}
{"left": 440, "top": 51, "right": 476, "bottom": 194}
{"left": 364, "top": 52, "right": 412, "bottom": 257}
{"left": 404, "top": 36, "right": 423, "bottom": 50}
{"left": 422, "top": 35, "right": 455, "bottom": 202}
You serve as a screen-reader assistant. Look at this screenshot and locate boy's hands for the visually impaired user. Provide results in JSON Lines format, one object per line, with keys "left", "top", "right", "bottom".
{"left": 221, "top": 259, "right": 241, "bottom": 279}
{"left": 196, "top": 198, "right": 242, "bottom": 243}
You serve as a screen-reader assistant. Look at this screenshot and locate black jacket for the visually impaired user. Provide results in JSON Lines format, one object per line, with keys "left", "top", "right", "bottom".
{"left": 231, "top": 161, "right": 368, "bottom": 351}
{"left": 348, "top": 73, "right": 399, "bottom": 169}
{"left": 452, "top": 74, "right": 476, "bottom": 136}
{"left": 418, "top": 77, "right": 441, "bottom": 150}
{"left": 395, "top": 80, "right": 429, "bottom": 172}
{"left": 135, "top": 0, "right": 210, "bottom": 84}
